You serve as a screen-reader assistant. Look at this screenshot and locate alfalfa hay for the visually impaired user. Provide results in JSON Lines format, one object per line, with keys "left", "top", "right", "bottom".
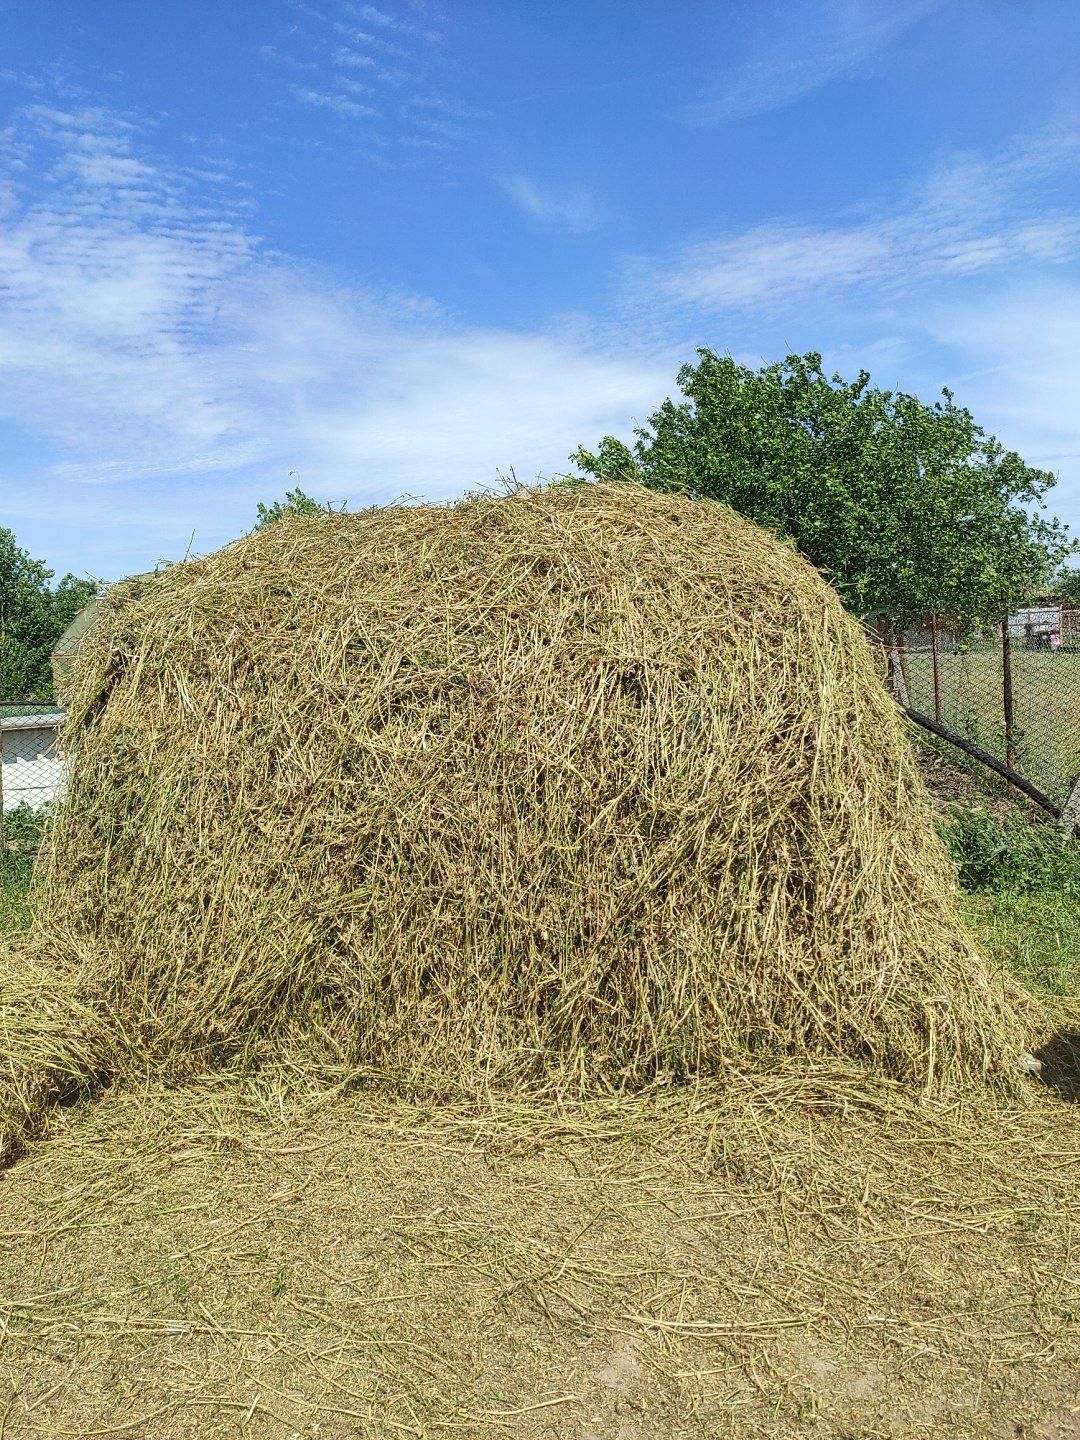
{"left": 4, "top": 484, "right": 1033, "bottom": 1147}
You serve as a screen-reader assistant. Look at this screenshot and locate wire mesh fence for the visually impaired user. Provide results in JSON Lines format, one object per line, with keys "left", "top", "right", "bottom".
{"left": 886, "top": 616, "right": 1080, "bottom": 813}
{"left": 0, "top": 703, "right": 65, "bottom": 837}
{"left": 0, "top": 700, "right": 62, "bottom": 718}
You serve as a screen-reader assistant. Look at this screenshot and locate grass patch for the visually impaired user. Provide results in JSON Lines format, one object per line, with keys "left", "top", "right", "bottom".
{"left": 0, "top": 853, "right": 34, "bottom": 937}
{"left": 962, "top": 890, "right": 1080, "bottom": 1000}
{"left": 0, "top": 804, "right": 48, "bottom": 939}
{"left": 906, "top": 649, "right": 1080, "bottom": 803}
{"left": 938, "top": 802, "right": 1080, "bottom": 1004}
{"left": 941, "top": 803, "right": 1080, "bottom": 895}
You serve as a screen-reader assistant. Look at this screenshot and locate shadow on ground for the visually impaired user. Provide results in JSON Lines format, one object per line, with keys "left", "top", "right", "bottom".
{"left": 1036, "top": 1030, "right": 1080, "bottom": 1102}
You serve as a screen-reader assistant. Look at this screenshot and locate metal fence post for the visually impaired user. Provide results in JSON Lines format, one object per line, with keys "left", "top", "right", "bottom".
{"left": 1001, "top": 607, "right": 1016, "bottom": 775}
{"left": 930, "top": 614, "right": 942, "bottom": 724}
{"left": 895, "top": 630, "right": 912, "bottom": 704}
{"left": 887, "top": 638, "right": 909, "bottom": 706}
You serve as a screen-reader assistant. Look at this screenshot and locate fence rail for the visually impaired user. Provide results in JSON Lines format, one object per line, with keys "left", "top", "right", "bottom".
{"left": 885, "top": 621, "right": 1080, "bottom": 813}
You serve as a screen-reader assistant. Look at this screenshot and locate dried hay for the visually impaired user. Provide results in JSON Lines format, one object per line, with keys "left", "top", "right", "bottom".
{"left": 3, "top": 484, "right": 1035, "bottom": 1153}
{"left": 0, "top": 1069, "right": 1076, "bottom": 1437}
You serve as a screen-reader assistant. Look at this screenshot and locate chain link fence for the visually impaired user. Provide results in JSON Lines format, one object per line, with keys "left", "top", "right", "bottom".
{"left": 0, "top": 703, "right": 66, "bottom": 843}
{"left": 886, "top": 615, "right": 1080, "bottom": 815}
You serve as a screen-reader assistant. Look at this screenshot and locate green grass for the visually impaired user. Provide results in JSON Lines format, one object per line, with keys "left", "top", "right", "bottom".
{"left": 0, "top": 805, "right": 46, "bottom": 938}
{"left": 0, "top": 853, "right": 34, "bottom": 938}
{"left": 962, "top": 890, "right": 1080, "bottom": 1000}
{"left": 906, "top": 649, "right": 1080, "bottom": 803}
{"left": 940, "top": 801, "right": 1080, "bottom": 1003}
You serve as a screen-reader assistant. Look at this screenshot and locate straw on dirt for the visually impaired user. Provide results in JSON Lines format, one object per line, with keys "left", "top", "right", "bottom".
{"left": 1, "top": 1068, "right": 1077, "bottom": 1439}
{"left": 3, "top": 483, "right": 1035, "bottom": 1153}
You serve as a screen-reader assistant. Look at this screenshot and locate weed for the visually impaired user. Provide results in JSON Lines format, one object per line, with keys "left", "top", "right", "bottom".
{"left": 941, "top": 805, "right": 1080, "bottom": 895}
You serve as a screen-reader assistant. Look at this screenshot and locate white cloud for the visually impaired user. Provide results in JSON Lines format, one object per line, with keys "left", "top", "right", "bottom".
{"left": 339, "top": 28, "right": 409, "bottom": 59}
{"left": 291, "top": 87, "right": 376, "bottom": 117}
{"left": 611, "top": 127, "right": 1080, "bottom": 536}
{"left": 497, "top": 173, "right": 605, "bottom": 234}
{"left": 352, "top": 4, "right": 441, "bottom": 42}
{"left": 358, "top": 6, "right": 398, "bottom": 26}
{"left": 688, "top": 0, "right": 937, "bottom": 123}
{"left": 631, "top": 132, "right": 1080, "bottom": 318}
{"left": 6, "top": 90, "right": 1078, "bottom": 582}
{"left": 0, "top": 106, "right": 672, "bottom": 575}
{"left": 278, "top": 5, "right": 460, "bottom": 159}
{"left": 334, "top": 47, "right": 376, "bottom": 69}
{"left": 0, "top": 107, "right": 256, "bottom": 475}
{"left": 916, "top": 283, "right": 1080, "bottom": 520}
{"left": 245, "top": 291, "right": 671, "bottom": 494}
{"left": 257, "top": 44, "right": 318, "bottom": 71}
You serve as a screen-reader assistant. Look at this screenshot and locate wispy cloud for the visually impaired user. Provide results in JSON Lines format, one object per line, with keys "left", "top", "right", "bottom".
{"left": 257, "top": 43, "right": 318, "bottom": 71}
{"left": 688, "top": 0, "right": 936, "bottom": 124}
{"left": 498, "top": 173, "right": 605, "bottom": 233}
{"left": 0, "top": 108, "right": 259, "bottom": 475}
{"left": 335, "top": 27, "right": 410, "bottom": 59}
{"left": 616, "top": 127, "right": 1080, "bottom": 532}
{"left": 266, "top": 2, "right": 461, "bottom": 159}
{"left": 630, "top": 132, "right": 1080, "bottom": 317}
{"left": 291, "top": 86, "right": 376, "bottom": 117}
{"left": 351, "top": 3, "right": 441, "bottom": 43}
{"left": 0, "top": 104, "right": 670, "bottom": 573}
{"left": 334, "top": 46, "right": 376, "bottom": 69}
{"left": 918, "top": 282, "right": 1080, "bottom": 500}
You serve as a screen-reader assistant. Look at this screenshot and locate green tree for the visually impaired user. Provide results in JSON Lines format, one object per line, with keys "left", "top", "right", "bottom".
{"left": 1050, "top": 564, "right": 1080, "bottom": 607}
{"left": 254, "top": 485, "right": 326, "bottom": 530}
{"left": 573, "top": 351, "right": 1072, "bottom": 627}
{"left": 0, "top": 529, "right": 98, "bottom": 700}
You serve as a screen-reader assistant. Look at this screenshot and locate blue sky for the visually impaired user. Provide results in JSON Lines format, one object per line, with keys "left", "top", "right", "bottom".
{"left": 1, "top": 0, "right": 1078, "bottom": 580}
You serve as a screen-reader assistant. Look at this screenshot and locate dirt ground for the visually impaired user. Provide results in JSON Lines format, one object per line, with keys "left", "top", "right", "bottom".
{"left": 0, "top": 1066, "right": 1076, "bottom": 1439}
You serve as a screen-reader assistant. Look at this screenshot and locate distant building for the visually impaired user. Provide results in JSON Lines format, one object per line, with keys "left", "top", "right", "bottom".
{"left": 0, "top": 712, "right": 65, "bottom": 812}
{"left": 1005, "top": 606, "right": 1061, "bottom": 649}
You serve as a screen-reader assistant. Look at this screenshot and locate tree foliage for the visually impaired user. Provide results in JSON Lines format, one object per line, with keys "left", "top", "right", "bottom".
{"left": 573, "top": 351, "right": 1072, "bottom": 626}
{"left": 254, "top": 485, "right": 326, "bottom": 530}
{"left": 0, "top": 529, "right": 98, "bottom": 700}
{"left": 1050, "top": 564, "right": 1080, "bottom": 607}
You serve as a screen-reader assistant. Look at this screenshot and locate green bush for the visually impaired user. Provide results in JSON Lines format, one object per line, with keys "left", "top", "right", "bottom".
{"left": 942, "top": 805, "right": 1080, "bottom": 895}
{"left": 1, "top": 803, "right": 48, "bottom": 855}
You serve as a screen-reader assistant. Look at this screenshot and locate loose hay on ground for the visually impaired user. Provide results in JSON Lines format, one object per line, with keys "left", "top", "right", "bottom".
{"left": 0, "top": 1070, "right": 1076, "bottom": 1438}
{"left": 3, "top": 485, "right": 1039, "bottom": 1152}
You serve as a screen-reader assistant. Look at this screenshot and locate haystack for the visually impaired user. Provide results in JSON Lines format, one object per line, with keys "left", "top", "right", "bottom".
{"left": 5, "top": 484, "right": 1032, "bottom": 1147}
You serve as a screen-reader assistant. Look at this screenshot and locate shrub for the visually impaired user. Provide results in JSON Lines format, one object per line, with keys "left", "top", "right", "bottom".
{"left": 942, "top": 806, "right": 1080, "bottom": 895}
{"left": 1, "top": 803, "right": 48, "bottom": 856}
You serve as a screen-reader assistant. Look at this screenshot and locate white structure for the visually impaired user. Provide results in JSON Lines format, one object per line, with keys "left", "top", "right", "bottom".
{"left": 1006, "top": 606, "right": 1061, "bottom": 642}
{"left": 0, "top": 713, "right": 66, "bottom": 812}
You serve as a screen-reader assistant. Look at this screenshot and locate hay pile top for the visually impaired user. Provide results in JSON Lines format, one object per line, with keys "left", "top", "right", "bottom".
{"left": 8, "top": 484, "right": 1031, "bottom": 1149}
